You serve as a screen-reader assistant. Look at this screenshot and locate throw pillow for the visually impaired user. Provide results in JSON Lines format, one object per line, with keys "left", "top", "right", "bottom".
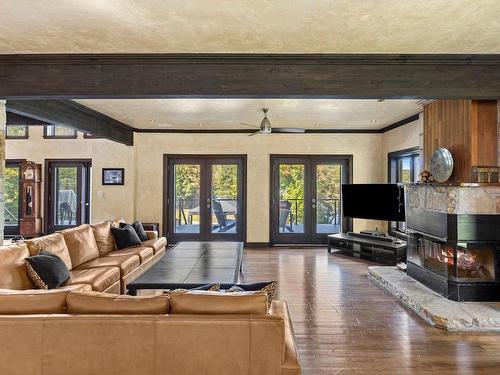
{"left": 119, "top": 220, "right": 148, "bottom": 242}
{"left": 227, "top": 281, "right": 278, "bottom": 309}
{"left": 111, "top": 225, "right": 142, "bottom": 250}
{"left": 163, "top": 283, "right": 220, "bottom": 295}
{"left": 24, "top": 250, "right": 70, "bottom": 290}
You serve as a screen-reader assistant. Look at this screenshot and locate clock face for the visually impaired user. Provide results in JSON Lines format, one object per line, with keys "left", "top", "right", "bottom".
{"left": 24, "top": 168, "right": 35, "bottom": 180}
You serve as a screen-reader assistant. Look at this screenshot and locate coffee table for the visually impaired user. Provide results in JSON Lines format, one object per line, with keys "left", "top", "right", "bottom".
{"left": 127, "top": 241, "right": 243, "bottom": 295}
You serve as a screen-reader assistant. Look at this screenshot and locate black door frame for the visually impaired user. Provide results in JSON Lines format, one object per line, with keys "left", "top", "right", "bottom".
{"left": 44, "top": 159, "right": 92, "bottom": 233}
{"left": 4, "top": 159, "right": 25, "bottom": 236}
{"left": 270, "top": 155, "right": 353, "bottom": 245}
{"left": 164, "top": 154, "right": 247, "bottom": 244}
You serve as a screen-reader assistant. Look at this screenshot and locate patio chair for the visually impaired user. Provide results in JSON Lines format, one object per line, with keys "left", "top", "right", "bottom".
{"left": 212, "top": 200, "right": 236, "bottom": 232}
{"left": 279, "top": 200, "right": 294, "bottom": 232}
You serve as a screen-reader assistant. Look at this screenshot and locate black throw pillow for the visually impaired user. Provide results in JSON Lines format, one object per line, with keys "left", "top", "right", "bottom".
{"left": 119, "top": 220, "right": 148, "bottom": 242}
{"left": 111, "top": 225, "right": 142, "bottom": 250}
{"left": 25, "top": 250, "right": 70, "bottom": 290}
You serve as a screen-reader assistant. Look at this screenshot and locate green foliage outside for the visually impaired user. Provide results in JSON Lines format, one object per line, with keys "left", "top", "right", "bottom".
{"left": 5, "top": 167, "right": 19, "bottom": 224}
{"left": 279, "top": 164, "right": 341, "bottom": 224}
{"left": 6, "top": 125, "right": 27, "bottom": 137}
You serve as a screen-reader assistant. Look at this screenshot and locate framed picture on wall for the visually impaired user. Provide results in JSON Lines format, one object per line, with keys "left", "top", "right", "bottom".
{"left": 102, "top": 168, "right": 125, "bottom": 185}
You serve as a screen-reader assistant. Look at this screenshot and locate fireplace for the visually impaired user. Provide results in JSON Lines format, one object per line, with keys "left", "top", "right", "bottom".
{"left": 406, "top": 184, "right": 500, "bottom": 301}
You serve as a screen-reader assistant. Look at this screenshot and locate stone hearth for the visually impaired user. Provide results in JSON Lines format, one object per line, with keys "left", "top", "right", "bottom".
{"left": 368, "top": 266, "right": 500, "bottom": 331}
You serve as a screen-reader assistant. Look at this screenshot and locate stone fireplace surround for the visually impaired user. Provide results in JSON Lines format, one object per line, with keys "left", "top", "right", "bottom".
{"left": 405, "top": 184, "right": 500, "bottom": 301}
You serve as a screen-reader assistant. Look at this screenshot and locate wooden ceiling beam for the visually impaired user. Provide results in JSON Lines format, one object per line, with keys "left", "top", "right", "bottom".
{"left": 6, "top": 100, "right": 134, "bottom": 145}
{"left": 0, "top": 54, "right": 499, "bottom": 99}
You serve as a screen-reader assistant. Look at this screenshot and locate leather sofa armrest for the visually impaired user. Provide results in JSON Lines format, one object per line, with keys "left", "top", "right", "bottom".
{"left": 145, "top": 231, "right": 158, "bottom": 240}
{"left": 269, "top": 301, "right": 301, "bottom": 375}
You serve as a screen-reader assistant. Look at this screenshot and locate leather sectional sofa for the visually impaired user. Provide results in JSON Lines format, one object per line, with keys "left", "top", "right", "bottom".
{"left": 0, "top": 222, "right": 166, "bottom": 294}
{"left": 0, "top": 289, "right": 301, "bottom": 375}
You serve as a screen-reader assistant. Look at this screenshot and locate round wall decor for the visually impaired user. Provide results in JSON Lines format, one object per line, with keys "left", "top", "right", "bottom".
{"left": 430, "top": 148, "right": 454, "bottom": 183}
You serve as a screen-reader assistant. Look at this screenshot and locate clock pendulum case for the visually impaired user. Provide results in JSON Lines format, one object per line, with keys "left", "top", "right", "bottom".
{"left": 19, "top": 161, "right": 42, "bottom": 238}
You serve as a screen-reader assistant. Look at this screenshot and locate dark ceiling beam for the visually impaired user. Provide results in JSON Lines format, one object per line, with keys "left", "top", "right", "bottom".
{"left": 6, "top": 111, "right": 50, "bottom": 125}
{"left": 0, "top": 54, "right": 500, "bottom": 99}
{"left": 6, "top": 100, "right": 134, "bottom": 145}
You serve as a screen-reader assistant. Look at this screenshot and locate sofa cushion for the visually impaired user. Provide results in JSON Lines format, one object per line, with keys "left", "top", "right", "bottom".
{"left": 169, "top": 290, "right": 268, "bottom": 315}
{"left": 25, "top": 233, "right": 73, "bottom": 270}
{"left": 76, "top": 254, "right": 140, "bottom": 276}
{"left": 0, "top": 289, "right": 69, "bottom": 314}
{"left": 119, "top": 220, "right": 148, "bottom": 242}
{"left": 0, "top": 243, "right": 34, "bottom": 290}
{"left": 141, "top": 237, "right": 167, "bottom": 254}
{"left": 59, "top": 224, "right": 100, "bottom": 268}
{"left": 67, "top": 291, "right": 170, "bottom": 314}
{"left": 67, "top": 267, "right": 120, "bottom": 292}
{"left": 106, "top": 246, "right": 154, "bottom": 263}
{"left": 111, "top": 225, "right": 142, "bottom": 250}
{"left": 25, "top": 250, "right": 70, "bottom": 290}
{"left": 91, "top": 222, "right": 115, "bottom": 255}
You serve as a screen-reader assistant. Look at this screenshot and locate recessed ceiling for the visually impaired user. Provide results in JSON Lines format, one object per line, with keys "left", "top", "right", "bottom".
{"left": 1, "top": 0, "right": 499, "bottom": 53}
{"left": 76, "top": 99, "right": 422, "bottom": 130}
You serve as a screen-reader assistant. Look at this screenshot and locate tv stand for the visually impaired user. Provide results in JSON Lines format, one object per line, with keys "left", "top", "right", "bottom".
{"left": 327, "top": 233, "right": 406, "bottom": 265}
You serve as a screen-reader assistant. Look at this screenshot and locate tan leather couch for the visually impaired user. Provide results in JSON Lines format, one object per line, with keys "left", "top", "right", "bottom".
{"left": 0, "top": 222, "right": 166, "bottom": 294}
{"left": 0, "top": 290, "right": 301, "bottom": 375}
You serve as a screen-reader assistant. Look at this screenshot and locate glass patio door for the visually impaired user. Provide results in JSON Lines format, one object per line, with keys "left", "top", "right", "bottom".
{"left": 271, "top": 156, "right": 350, "bottom": 245}
{"left": 46, "top": 160, "right": 91, "bottom": 233}
{"left": 166, "top": 155, "right": 246, "bottom": 243}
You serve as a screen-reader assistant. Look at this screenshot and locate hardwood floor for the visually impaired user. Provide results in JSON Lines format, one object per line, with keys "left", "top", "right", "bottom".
{"left": 241, "top": 247, "right": 500, "bottom": 375}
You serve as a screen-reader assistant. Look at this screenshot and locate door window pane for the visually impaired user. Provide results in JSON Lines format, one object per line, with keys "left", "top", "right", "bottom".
{"left": 316, "top": 164, "right": 341, "bottom": 234}
{"left": 174, "top": 164, "right": 201, "bottom": 234}
{"left": 54, "top": 167, "right": 78, "bottom": 226}
{"left": 5, "top": 166, "right": 20, "bottom": 225}
{"left": 211, "top": 164, "right": 238, "bottom": 234}
{"left": 279, "top": 164, "right": 305, "bottom": 233}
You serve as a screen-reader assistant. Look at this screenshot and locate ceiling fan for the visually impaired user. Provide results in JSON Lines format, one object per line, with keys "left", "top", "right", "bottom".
{"left": 241, "top": 108, "right": 305, "bottom": 136}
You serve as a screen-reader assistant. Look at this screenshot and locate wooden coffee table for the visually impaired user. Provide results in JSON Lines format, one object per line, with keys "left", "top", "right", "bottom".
{"left": 127, "top": 241, "right": 243, "bottom": 295}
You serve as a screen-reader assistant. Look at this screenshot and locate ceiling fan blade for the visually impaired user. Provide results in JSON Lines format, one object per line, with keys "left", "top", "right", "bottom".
{"left": 240, "top": 122, "right": 259, "bottom": 129}
{"left": 248, "top": 131, "right": 261, "bottom": 136}
{"left": 271, "top": 127, "right": 306, "bottom": 133}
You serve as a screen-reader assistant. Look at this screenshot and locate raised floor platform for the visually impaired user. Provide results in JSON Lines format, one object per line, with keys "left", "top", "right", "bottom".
{"left": 368, "top": 266, "right": 500, "bottom": 331}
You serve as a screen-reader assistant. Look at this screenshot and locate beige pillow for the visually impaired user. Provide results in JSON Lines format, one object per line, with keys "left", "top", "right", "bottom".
{"left": 169, "top": 290, "right": 268, "bottom": 315}
{"left": 59, "top": 224, "right": 100, "bottom": 268}
{"left": 0, "top": 243, "right": 34, "bottom": 290}
{"left": 66, "top": 291, "right": 170, "bottom": 314}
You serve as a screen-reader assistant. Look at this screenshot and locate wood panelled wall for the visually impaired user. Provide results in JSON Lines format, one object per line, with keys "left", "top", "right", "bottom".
{"left": 424, "top": 100, "right": 498, "bottom": 183}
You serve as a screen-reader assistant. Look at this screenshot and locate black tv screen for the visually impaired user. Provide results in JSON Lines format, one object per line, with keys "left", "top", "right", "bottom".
{"left": 342, "top": 184, "right": 405, "bottom": 222}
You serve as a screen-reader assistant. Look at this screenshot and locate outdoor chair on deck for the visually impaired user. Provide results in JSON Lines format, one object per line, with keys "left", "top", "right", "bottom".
{"left": 279, "top": 200, "right": 294, "bottom": 232}
{"left": 212, "top": 200, "right": 236, "bottom": 232}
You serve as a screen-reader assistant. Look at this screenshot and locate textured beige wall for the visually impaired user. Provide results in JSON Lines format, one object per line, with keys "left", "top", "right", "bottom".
{"left": 6, "top": 129, "right": 396, "bottom": 241}
{"left": 134, "top": 132, "right": 384, "bottom": 242}
{"left": 5, "top": 126, "right": 135, "bottom": 224}
{"left": 381, "top": 115, "right": 423, "bottom": 182}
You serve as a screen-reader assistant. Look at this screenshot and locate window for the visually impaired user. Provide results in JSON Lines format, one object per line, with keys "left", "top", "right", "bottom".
{"left": 6, "top": 125, "right": 29, "bottom": 139}
{"left": 5, "top": 161, "right": 23, "bottom": 236}
{"left": 44, "top": 125, "right": 77, "bottom": 139}
{"left": 388, "top": 148, "right": 420, "bottom": 235}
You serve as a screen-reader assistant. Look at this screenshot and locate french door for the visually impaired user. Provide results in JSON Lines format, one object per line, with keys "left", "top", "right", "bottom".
{"left": 270, "top": 155, "right": 352, "bottom": 245}
{"left": 45, "top": 160, "right": 91, "bottom": 233}
{"left": 165, "top": 155, "right": 246, "bottom": 243}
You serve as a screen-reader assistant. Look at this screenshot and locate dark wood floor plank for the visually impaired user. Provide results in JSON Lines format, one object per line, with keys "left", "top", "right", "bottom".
{"left": 241, "top": 247, "right": 500, "bottom": 375}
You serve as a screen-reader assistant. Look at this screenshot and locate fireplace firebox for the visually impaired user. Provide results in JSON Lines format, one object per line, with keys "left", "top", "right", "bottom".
{"left": 406, "top": 210, "right": 500, "bottom": 301}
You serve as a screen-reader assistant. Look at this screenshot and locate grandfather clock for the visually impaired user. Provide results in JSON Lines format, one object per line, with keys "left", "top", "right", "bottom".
{"left": 20, "top": 161, "right": 42, "bottom": 238}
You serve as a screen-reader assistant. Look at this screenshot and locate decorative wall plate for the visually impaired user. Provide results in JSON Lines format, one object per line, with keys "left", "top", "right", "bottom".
{"left": 430, "top": 148, "right": 454, "bottom": 183}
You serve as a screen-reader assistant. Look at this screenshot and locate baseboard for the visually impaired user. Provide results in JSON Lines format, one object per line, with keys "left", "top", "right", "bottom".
{"left": 245, "top": 242, "right": 270, "bottom": 248}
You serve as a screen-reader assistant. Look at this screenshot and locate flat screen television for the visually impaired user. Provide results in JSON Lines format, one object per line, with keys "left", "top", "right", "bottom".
{"left": 342, "top": 184, "right": 405, "bottom": 222}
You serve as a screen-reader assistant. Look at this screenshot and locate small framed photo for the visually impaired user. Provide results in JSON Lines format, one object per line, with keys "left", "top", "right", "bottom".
{"left": 102, "top": 168, "right": 125, "bottom": 185}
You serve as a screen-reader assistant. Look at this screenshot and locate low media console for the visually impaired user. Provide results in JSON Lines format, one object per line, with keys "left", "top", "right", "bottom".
{"left": 327, "top": 232, "right": 406, "bottom": 265}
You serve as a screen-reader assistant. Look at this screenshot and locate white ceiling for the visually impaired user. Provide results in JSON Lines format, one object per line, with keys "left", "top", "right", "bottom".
{"left": 1, "top": 0, "right": 499, "bottom": 53}
{"left": 76, "top": 99, "right": 422, "bottom": 130}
